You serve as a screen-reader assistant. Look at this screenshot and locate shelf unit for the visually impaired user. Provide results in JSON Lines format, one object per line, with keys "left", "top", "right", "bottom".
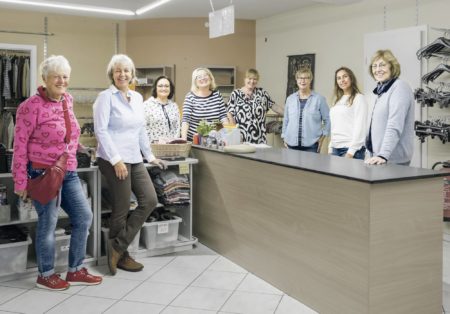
{"left": 0, "top": 167, "right": 99, "bottom": 279}
{"left": 206, "top": 66, "right": 236, "bottom": 104}
{"left": 134, "top": 65, "right": 175, "bottom": 101}
{"left": 97, "top": 158, "right": 199, "bottom": 264}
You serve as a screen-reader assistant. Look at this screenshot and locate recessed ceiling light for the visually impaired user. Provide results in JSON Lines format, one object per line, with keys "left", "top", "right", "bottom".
{"left": 136, "top": 0, "right": 173, "bottom": 15}
{"left": 0, "top": 0, "right": 135, "bottom": 16}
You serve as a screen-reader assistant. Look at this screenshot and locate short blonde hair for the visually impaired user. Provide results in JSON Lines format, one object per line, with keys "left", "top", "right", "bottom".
{"left": 191, "top": 68, "right": 217, "bottom": 92}
{"left": 106, "top": 54, "right": 136, "bottom": 85}
{"left": 295, "top": 67, "right": 313, "bottom": 81}
{"left": 40, "top": 55, "right": 71, "bottom": 80}
{"left": 245, "top": 68, "right": 259, "bottom": 80}
{"left": 369, "top": 49, "right": 401, "bottom": 80}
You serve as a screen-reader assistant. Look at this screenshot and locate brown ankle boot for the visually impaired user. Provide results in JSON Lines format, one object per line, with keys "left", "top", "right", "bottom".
{"left": 108, "top": 240, "right": 122, "bottom": 276}
{"left": 117, "top": 251, "right": 144, "bottom": 272}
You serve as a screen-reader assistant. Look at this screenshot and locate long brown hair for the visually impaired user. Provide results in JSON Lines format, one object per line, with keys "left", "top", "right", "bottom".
{"left": 333, "top": 67, "right": 361, "bottom": 107}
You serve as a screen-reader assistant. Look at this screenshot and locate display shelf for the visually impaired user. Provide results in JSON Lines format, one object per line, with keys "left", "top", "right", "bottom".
{"left": 97, "top": 158, "right": 198, "bottom": 263}
{"left": 0, "top": 167, "right": 99, "bottom": 279}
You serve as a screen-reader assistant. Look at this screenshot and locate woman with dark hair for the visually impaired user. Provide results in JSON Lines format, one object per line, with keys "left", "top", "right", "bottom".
{"left": 329, "top": 67, "right": 367, "bottom": 160}
{"left": 143, "top": 76, "right": 180, "bottom": 142}
{"left": 365, "top": 49, "right": 414, "bottom": 165}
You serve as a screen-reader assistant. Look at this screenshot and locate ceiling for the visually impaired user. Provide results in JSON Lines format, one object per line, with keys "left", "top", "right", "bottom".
{"left": 0, "top": 0, "right": 362, "bottom": 20}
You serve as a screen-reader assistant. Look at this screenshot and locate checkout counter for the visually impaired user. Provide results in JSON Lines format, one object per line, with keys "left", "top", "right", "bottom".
{"left": 192, "top": 146, "right": 445, "bottom": 314}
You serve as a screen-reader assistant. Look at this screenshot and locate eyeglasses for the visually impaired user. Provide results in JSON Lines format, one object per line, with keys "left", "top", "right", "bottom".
{"left": 196, "top": 75, "right": 210, "bottom": 80}
{"left": 371, "top": 62, "right": 388, "bottom": 70}
{"left": 157, "top": 84, "right": 170, "bottom": 88}
{"left": 48, "top": 74, "right": 70, "bottom": 81}
{"left": 297, "top": 76, "right": 310, "bottom": 81}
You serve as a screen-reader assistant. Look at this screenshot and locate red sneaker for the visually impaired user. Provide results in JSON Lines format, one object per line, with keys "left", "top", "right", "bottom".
{"left": 65, "top": 267, "right": 102, "bottom": 286}
{"left": 36, "top": 274, "right": 70, "bottom": 291}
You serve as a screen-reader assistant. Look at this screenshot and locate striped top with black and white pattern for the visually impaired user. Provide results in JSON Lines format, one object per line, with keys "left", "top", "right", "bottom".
{"left": 182, "top": 90, "right": 227, "bottom": 141}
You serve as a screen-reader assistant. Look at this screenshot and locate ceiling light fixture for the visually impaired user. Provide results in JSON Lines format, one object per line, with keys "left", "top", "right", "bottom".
{"left": 0, "top": 0, "right": 135, "bottom": 16}
{"left": 135, "top": 0, "right": 173, "bottom": 16}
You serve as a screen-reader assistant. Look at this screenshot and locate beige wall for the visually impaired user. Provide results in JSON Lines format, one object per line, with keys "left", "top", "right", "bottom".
{"left": 0, "top": 8, "right": 125, "bottom": 88}
{"left": 126, "top": 18, "right": 255, "bottom": 103}
{"left": 256, "top": 0, "right": 450, "bottom": 167}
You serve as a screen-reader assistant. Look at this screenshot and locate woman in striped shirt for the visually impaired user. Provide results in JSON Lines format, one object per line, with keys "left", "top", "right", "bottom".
{"left": 181, "top": 68, "right": 228, "bottom": 141}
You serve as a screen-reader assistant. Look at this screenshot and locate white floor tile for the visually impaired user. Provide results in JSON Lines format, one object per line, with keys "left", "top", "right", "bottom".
{"left": 76, "top": 277, "right": 141, "bottom": 299}
{"left": 275, "top": 295, "right": 319, "bottom": 314}
{"left": 162, "top": 306, "right": 217, "bottom": 313}
{"left": 140, "top": 255, "right": 176, "bottom": 267}
{"left": 191, "top": 270, "right": 246, "bottom": 290}
{"left": 207, "top": 256, "right": 248, "bottom": 273}
{"left": 46, "top": 294, "right": 116, "bottom": 314}
{"left": 111, "top": 263, "right": 162, "bottom": 281}
{"left": 0, "top": 275, "right": 36, "bottom": 289}
{"left": 171, "top": 286, "right": 232, "bottom": 311}
{"left": 166, "top": 255, "right": 218, "bottom": 270}
{"left": 0, "top": 289, "right": 70, "bottom": 314}
{"left": 104, "top": 300, "right": 164, "bottom": 314}
{"left": 237, "top": 273, "right": 283, "bottom": 295}
{"left": 0, "top": 286, "right": 27, "bottom": 304}
{"left": 221, "top": 290, "right": 282, "bottom": 314}
{"left": 124, "top": 281, "right": 186, "bottom": 305}
{"left": 149, "top": 266, "right": 204, "bottom": 285}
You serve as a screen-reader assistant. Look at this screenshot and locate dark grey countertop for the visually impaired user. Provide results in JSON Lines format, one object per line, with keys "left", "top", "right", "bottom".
{"left": 192, "top": 146, "right": 447, "bottom": 184}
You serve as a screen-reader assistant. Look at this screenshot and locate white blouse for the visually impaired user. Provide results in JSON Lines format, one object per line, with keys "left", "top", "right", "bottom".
{"left": 143, "top": 97, "right": 181, "bottom": 142}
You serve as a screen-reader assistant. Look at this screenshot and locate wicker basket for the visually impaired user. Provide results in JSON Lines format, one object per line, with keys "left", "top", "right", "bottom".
{"left": 150, "top": 142, "right": 192, "bottom": 158}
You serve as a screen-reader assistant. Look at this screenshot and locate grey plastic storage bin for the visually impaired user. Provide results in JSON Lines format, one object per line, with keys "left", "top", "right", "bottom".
{"left": 101, "top": 227, "right": 140, "bottom": 256}
{"left": 0, "top": 236, "right": 32, "bottom": 276}
{"left": 141, "top": 216, "right": 182, "bottom": 250}
{"left": 54, "top": 234, "right": 71, "bottom": 267}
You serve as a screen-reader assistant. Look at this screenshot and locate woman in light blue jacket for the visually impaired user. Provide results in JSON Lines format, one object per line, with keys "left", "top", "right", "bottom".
{"left": 282, "top": 68, "right": 330, "bottom": 153}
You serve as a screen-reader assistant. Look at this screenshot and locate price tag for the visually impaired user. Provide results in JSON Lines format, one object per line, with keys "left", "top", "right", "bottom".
{"left": 179, "top": 163, "right": 189, "bottom": 174}
{"left": 157, "top": 222, "right": 169, "bottom": 234}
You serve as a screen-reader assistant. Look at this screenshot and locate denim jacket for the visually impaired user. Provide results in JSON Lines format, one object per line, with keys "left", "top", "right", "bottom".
{"left": 282, "top": 91, "right": 330, "bottom": 147}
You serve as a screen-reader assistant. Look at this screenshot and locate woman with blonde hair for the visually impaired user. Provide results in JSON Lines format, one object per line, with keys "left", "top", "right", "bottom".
{"left": 93, "top": 54, "right": 167, "bottom": 275}
{"left": 365, "top": 49, "right": 414, "bottom": 165}
{"left": 227, "top": 68, "right": 283, "bottom": 143}
{"left": 181, "top": 67, "right": 228, "bottom": 141}
{"left": 282, "top": 67, "right": 330, "bottom": 153}
{"left": 329, "top": 66, "right": 367, "bottom": 160}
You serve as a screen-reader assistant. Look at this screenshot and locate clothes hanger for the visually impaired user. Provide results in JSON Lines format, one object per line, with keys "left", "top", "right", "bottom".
{"left": 416, "top": 37, "right": 450, "bottom": 60}
{"left": 421, "top": 62, "right": 450, "bottom": 83}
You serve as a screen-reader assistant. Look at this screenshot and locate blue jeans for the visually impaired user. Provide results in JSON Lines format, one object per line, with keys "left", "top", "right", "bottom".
{"left": 287, "top": 142, "right": 319, "bottom": 153}
{"left": 331, "top": 147, "right": 366, "bottom": 160}
{"left": 29, "top": 165, "right": 93, "bottom": 277}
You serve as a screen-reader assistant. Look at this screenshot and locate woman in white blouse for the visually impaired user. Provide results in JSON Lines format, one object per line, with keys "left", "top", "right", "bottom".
{"left": 143, "top": 76, "right": 180, "bottom": 142}
{"left": 329, "top": 67, "right": 368, "bottom": 160}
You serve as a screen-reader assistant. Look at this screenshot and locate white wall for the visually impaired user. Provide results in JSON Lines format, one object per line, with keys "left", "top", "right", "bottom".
{"left": 256, "top": 0, "right": 450, "bottom": 167}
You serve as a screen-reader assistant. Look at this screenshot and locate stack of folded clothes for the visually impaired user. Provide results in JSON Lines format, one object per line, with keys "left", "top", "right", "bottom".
{"left": 149, "top": 168, "right": 190, "bottom": 206}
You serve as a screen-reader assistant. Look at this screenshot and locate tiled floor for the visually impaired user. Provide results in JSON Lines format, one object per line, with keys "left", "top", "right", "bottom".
{"left": 0, "top": 240, "right": 448, "bottom": 314}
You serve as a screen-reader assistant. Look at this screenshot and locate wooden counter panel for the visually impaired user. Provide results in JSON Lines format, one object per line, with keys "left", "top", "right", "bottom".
{"left": 193, "top": 150, "right": 371, "bottom": 313}
{"left": 369, "top": 180, "right": 442, "bottom": 314}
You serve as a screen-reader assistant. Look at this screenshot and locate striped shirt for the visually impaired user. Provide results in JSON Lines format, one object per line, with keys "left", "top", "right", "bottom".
{"left": 182, "top": 90, "right": 227, "bottom": 141}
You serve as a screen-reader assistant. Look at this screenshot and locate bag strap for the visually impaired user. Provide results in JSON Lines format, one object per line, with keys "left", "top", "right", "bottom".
{"left": 62, "top": 99, "right": 71, "bottom": 145}
{"left": 37, "top": 86, "right": 72, "bottom": 145}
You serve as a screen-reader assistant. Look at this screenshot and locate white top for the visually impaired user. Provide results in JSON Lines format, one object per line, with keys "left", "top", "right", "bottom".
{"left": 143, "top": 96, "right": 180, "bottom": 142}
{"left": 329, "top": 93, "right": 368, "bottom": 155}
{"left": 93, "top": 85, "right": 155, "bottom": 165}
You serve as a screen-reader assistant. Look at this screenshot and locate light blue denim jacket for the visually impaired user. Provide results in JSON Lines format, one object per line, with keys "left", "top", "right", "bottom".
{"left": 282, "top": 91, "right": 330, "bottom": 147}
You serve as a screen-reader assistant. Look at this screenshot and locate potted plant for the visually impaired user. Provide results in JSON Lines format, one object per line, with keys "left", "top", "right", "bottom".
{"left": 196, "top": 120, "right": 215, "bottom": 145}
